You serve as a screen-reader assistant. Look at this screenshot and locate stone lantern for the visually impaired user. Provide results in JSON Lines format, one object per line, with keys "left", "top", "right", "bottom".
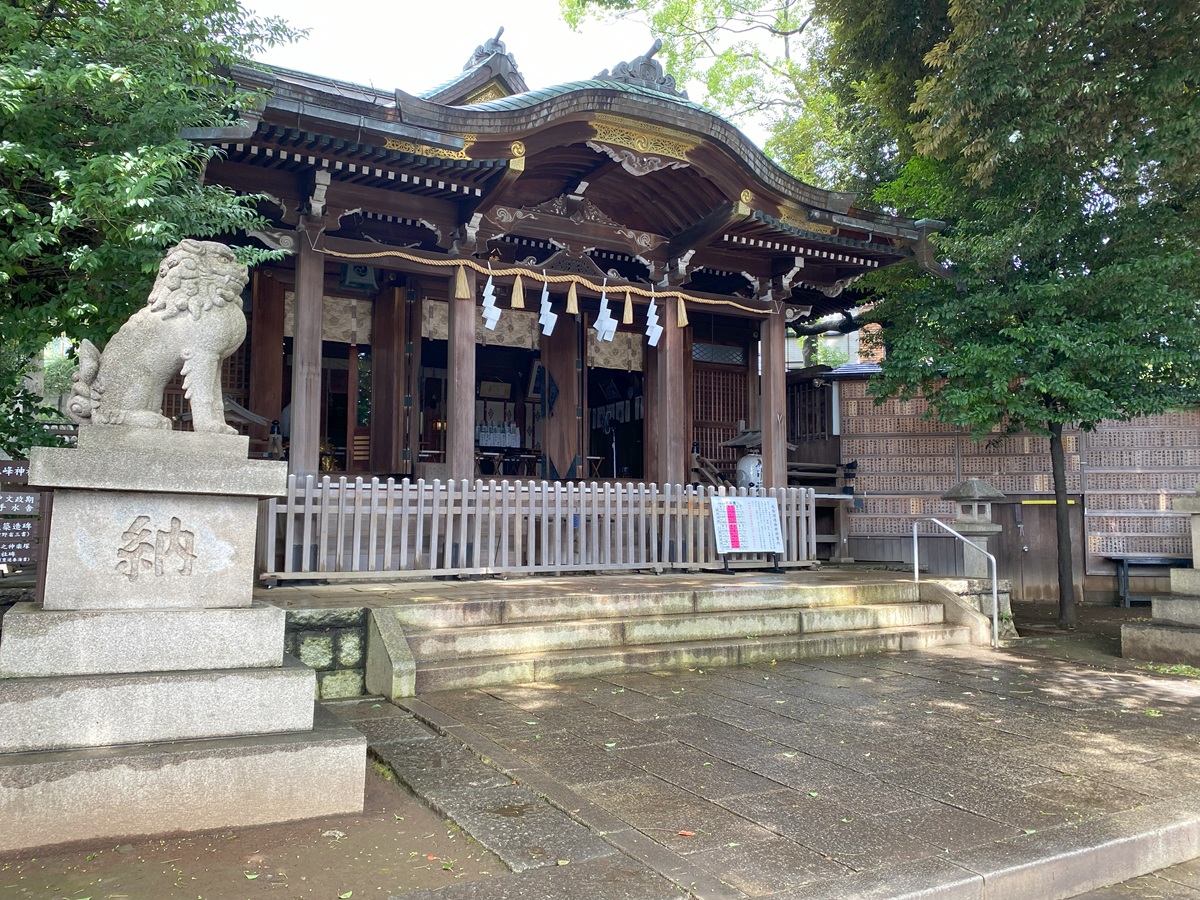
{"left": 941, "top": 478, "right": 1005, "bottom": 578}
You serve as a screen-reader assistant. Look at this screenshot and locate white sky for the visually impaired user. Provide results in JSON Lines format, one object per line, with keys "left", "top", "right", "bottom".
{"left": 244, "top": 0, "right": 655, "bottom": 99}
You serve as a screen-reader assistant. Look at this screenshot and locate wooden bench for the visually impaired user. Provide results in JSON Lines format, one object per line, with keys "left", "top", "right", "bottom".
{"left": 1104, "top": 555, "right": 1192, "bottom": 607}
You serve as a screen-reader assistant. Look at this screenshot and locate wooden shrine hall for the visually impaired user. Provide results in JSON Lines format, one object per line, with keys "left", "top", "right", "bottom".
{"left": 200, "top": 31, "right": 935, "bottom": 578}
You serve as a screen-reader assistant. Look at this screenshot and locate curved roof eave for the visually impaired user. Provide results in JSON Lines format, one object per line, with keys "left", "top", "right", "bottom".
{"left": 241, "top": 62, "right": 916, "bottom": 229}
{"left": 391, "top": 80, "right": 860, "bottom": 215}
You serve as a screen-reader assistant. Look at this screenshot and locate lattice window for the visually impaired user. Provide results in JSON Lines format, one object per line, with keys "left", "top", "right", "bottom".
{"left": 693, "top": 364, "right": 748, "bottom": 466}
{"left": 787, "top": 381, "right": 829, "bottom": 443}
{"left": 692, "top": 341, "right": 747, "bottom": 366}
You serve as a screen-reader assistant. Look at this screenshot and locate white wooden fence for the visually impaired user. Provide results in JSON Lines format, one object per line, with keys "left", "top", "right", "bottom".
{"left": 257, "top": 477, "right": 818, "bottom": 580}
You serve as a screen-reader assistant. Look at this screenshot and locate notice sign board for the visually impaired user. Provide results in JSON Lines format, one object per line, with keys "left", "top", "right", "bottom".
{"left": 0, "top": 491, "right": 39, "bottom": 515}
{"left": 0, "top": 541, "right": 35, "bottom": 566}
{"left": 710, "top": 497, "right": 785, "bottom": 555}
{"left": 0, "top": 461, "right": 29, "bottom": 485}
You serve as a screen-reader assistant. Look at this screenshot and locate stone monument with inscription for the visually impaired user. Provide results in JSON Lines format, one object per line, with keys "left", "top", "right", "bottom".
{"left": 0, "top": 240, "right": 365, "bottom": 854}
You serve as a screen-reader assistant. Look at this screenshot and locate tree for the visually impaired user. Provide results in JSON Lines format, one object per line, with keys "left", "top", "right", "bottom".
{"left": 863, "top": 1, "right": 1200, "bottom": 628}
{"left": 0, "top": 0, "right": 300, "bottom": 455}
{"left": 562, "top": 0, "right": 859, "bottom": 187}
{"left": 561, "top": 0, "right": 949, "bottom": 192}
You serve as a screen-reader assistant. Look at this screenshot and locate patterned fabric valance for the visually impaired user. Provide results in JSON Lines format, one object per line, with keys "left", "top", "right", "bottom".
{"left": 283, "top": 294, "right": 373, "bottom": 345}
{"left": 588, "top": 329, "right": 644, "bottom": 372}
{"left": 421, "top": 300, "right": 539, "bottom": 350}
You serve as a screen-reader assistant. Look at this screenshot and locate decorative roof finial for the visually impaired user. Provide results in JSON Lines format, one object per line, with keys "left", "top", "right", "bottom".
{"left": 594, "top": 39, "right": 687, "bottom": 98}
{"left": 464, "top": 27, "right": 517, "bottom": 71}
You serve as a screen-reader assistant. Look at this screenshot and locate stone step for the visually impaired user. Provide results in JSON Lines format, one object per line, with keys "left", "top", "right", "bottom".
{"left": 0, "top": 703, "right": 365, "bottom": 855}
{"left": 407, "top": 602, "right": 945, "bottom": 662}
{"left": 0, "top": 655, "right": 315, "bottom": 753}
{"left": 1122, "top": 621, "right": 1200, "bottom": 667}
{"left": 412, "top": 623, "right": 972, "bottom": 693}
{"left": 1152, "top": 595, "right": 1200, "bottom": 629}
{"left": 0, "top": 601, "right": 285, "bottom": 677}
{"left": 387, "top": 580, "right": 923, "bottom": 630}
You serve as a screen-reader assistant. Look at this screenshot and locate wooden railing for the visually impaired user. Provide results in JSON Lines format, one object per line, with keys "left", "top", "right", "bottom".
{"left": 257, "top": 477, "right": 818, "bottom": 580}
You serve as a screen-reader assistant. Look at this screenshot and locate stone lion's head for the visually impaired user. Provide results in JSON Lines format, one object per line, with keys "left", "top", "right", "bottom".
{"left": 146, "top": 239, "right": 249, "bottom": 320}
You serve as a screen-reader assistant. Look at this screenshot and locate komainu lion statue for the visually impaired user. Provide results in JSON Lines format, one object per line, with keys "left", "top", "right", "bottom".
{"left": 68, "top": 239, "right": 249, "bottom": 434}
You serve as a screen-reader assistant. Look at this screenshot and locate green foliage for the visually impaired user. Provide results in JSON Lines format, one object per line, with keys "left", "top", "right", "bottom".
{"left": 814, "top": 340, "right": 849, "bottom": 370}
{"left": 865, "top": 0, "right": 1200, "bottom": 440}
{"left": 560, "top": 0, "right": 944, "bottom": 193}
{"left": 41, "top": 352, "right": 76, "bottom": 403}
{"left": 562, "top": 0, "right": 851, "bottom": 184}
{"left": 0, "top": 0, "right": 300, "bottom": 455}
{"left": 862, "top": 1, "right": 1200, "bottom": 626}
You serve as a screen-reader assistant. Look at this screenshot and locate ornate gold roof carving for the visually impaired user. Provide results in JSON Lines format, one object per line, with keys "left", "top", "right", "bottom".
{"left": 588, "top": 114, "right": 694, "bottom": 161}
{"left": 464, "top": 81, "right": 509, "bottom": 104}
{"left": 383, "top": 138, "right": 474, "bottom": 160}
{"left": 779, "top": 203, "right": 835, "bottom": 236}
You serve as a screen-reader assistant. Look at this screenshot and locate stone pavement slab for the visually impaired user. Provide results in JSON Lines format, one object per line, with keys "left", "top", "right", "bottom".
{"left": 390, "top": 643, "right": 1200, "bottom": 899}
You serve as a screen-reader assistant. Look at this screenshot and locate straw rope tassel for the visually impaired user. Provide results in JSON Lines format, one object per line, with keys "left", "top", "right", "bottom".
{"left": 510, "top": 273, "right": 525, "bottom": 308}
{"left": 622, "top": 289, "right": 633, "bottom": 324}
{"left": 454, "top": 264, "right": 471, "bottom": 300}
{"left": 676, "top": 296, "right": 689, "bottom": 327}
{"left": 566, "top": 281, "right": 579, "bottom": 315}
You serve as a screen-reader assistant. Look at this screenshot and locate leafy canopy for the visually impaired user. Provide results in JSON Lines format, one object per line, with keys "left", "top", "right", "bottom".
{"left": 0, "top": 0, "right": 300, "bottom": 454}
{"left": 866, "top": 0, "right": 1200, "bottom": 437}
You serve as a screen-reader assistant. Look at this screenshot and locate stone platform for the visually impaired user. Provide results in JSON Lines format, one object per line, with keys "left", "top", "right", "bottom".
{"left": 0, "top": 429, "right": 366, "bottom": 854}
{"left": 343, "top": 639, "right": 1200, "bottom": 900}
{"left": 0, "top": 704, "right": 365, "bottom": 855}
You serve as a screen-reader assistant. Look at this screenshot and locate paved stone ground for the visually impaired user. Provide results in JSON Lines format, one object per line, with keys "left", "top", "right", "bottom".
{"left": 346, "top": 631, "right": 1200, "bottom": 900}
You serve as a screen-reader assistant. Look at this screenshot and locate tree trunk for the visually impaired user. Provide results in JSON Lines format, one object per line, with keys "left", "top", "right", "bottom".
{"left": 1049, "top": 421, "right": 1077, "bottom": 629}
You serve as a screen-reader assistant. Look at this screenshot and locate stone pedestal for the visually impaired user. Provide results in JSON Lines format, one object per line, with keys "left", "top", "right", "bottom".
{"left": 0, "top": 427, "right": 366, "bottom": 855}
{"left": 1121, "top": 488, "right": 1200, "bottom": 666}
{"left": 955, "top": 521, "right": 1002, "bottom": 579}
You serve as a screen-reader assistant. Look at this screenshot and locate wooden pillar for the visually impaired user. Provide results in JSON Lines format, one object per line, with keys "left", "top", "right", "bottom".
{"left": 541, "top": 309, "right": 583, "bottom": 480}
{"left": 290, "top": 230, "right": 324, "bottom": 475}
{"left": 371, "top": 283, "right": 408, "bottom": 473}
{"left": 760, "top": 311, "right": 787, "bottom": 488}
{"left": 406, "top": 280, "right": 423, "bottom": 474}
{"left": 746, "top": 335, "right": 761, "bottom": 431}
{"left": 446, "top": 266, "right": 476, "bottom": 481}
{"left": 248, "top": 271, "right": 285, "bottom": 450}
{"left": 645, "top": 299, "right": 692, "bottom": 485}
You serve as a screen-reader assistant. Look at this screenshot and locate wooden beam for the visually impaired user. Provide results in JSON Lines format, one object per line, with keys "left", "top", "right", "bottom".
{"left": 460, "top": 155, "right": 525, "bottom": 221}
{"left": 479, "top": 203, "right": 666, "bottom": 258}
{"left": 316, "top": 235, "right": 775, "bottom": 316}
{"left": 665, "top": 200, "right": 751, "bottom": 259}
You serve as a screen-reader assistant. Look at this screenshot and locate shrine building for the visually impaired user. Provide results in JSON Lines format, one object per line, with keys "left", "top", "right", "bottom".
{"left": 199, "top": 31, "right": 938, "bottom": 579}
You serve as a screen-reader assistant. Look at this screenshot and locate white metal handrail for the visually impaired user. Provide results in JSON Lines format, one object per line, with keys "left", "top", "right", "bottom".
{"left": 913, "top": 518, "right": 1000, "bottom": 649}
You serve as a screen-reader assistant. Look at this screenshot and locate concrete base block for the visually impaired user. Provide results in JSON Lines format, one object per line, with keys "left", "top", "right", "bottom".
{"left": 0, "top": 705, "right": 366, "bottom": 855}
{"left": 0, "top": 655, "right": 315, "bottom": 752}
{"left": 365, "top": 610, "right": 416, "bottom": 701}
{"left": 1168, "top": 568, "right": 1200, "bottom": 599}
{"left": 1122, "top": 622, "right": 1200, "bottom": 667}
{"left": 0, "top": 601, "right": 285, "bottom": 676}
{"left": 1152, "top": 596, "right": 1200, "bottom": 628}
